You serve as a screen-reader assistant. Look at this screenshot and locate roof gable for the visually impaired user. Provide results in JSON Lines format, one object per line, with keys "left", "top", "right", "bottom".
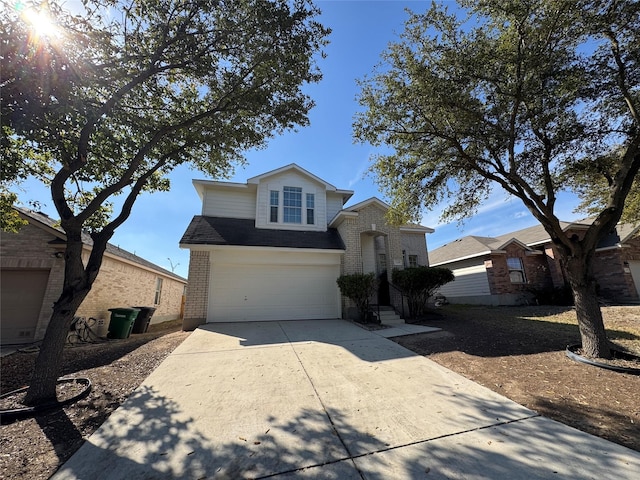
{"left": 430, "top": 219, "right": 639, "bottom": 266}
{"left": 344, "top": 197, "right": 390, "bottom": 212}
{"left": 248, "top": 163, "right": 336, "bottom": 190}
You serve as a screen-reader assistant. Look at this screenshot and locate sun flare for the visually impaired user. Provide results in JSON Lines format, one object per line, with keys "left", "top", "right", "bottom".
{"left": 18, "top": 3, "right": 62, "bottom": 40}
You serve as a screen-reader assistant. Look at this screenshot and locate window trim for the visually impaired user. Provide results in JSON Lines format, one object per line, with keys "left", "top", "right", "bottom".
{"left": 507, "top": 257, "right": 526, "bottom": 284}
{"left": 154, "top": 277, "right": 163, "bottom": 305}
{"left": 283, "top": 186, "right": 302, "bottom": 224}
{"left": 269, "top": 190, "right": 279, "bottom": 223}
{"left": 306, "top": 193, "right": 315, "bottom": 225}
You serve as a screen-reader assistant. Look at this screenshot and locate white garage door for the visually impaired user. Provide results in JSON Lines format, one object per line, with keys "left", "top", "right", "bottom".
{"left": 1, "top": 269, "right": 50, "bottom": 344}
{"left": 208, "top": 252, "right": 341, "bottom": 322}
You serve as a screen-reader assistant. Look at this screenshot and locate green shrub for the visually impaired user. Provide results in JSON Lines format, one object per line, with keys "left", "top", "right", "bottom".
{"left": 336, "top": 273, "right": 377, "bottom": 322}
{"left": 392, "top": 267, "right": 454, "bottom": 318}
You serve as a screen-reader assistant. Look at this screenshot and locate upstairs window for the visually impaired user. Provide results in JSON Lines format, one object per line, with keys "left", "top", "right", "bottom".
{"left": 507, "top": 257, "right": 526, "bottom": 283}
{"left": 283, "top": 186, "right": 302, "bottom": 223}
{"left": 270, "top": 190, "right": 279, "bottom": 222}
{"left": 306, "top": 193, "right": 315, "bottom": 225}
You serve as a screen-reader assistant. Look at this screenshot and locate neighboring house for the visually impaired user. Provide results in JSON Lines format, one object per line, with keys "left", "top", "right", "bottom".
{"left": 1, "top": 208, "right": 188, "bottom": 345}
{"left": 179, "top": 164, "right": 433, "bottom": 327}
{"left": 429, "top": 220, "right": 640, "bottom": 305}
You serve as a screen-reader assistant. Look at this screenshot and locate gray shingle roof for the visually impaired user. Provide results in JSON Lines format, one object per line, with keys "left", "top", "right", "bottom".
{"left": 180, "top": 216, "right": 346, "bottom": 250}
{"left": 429, "top": 220, "right": 639, "bottom": 266}
{"left": 15, "top": 207, "right": 187, "bottom": 283}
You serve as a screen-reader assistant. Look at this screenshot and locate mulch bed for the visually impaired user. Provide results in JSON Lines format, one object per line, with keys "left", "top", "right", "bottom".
{"left": 0, "top": 320, "right": 190, "bottom": 480}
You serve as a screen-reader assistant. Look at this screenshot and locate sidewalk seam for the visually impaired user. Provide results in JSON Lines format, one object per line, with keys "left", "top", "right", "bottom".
{"left": 277, "top": 322, "right": 367, "bottom": 480}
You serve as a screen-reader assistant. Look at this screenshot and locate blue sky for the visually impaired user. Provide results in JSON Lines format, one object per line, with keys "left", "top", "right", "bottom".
{"left": 17, "top": 0, "right": 583, "bottom": 279}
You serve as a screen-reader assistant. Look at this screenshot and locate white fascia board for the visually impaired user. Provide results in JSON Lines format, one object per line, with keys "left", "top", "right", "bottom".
{"left": 101, "top": 249, "right": 188, "bottom": 283}
{"left": 430, "top": 249, "right": 506, "bottom": 266}
{"left": 328, "top": 210, "right": 359, "bottom": 228}
{"left": 400, "top": 226, "right": 435, "bottom": 234}
{"left": 345, "top": 197, "right": 390, "bottom": 212}
{"left": 335, "top": 189, "right": 355, "bottom": 204}
{"left": 494, "top": 237, "right": 530, "bottom": 251}
{"left": 247, "top": 163, "right": 339, "bottom": 190}
{"left": 181, "top": 244, "right": 345, "bottom": 255}
{"left": 192, "top": 179, "right": 250, "bottom": 201}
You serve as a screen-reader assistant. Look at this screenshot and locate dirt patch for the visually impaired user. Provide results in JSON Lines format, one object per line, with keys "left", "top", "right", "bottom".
{"left": 0, "top": 320, "right": 190, "bottom": 480}
{"left": 2, "top": 307, "right": 639, "bottom": 479}
{"left": 395, "top": 305, "right": 640, "bottom": 452}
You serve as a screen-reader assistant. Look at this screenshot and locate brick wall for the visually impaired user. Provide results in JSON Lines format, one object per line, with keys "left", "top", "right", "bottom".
{"left": 183, "top": 250, "right": 210, "bottom": 330}
{"left": 485, "top": 244, "right": 551, "bottom": 296}
{"left": 76, "top": 255, "right": 185, "bottom": 325}
{"left": 336, "top": 204, "right": 407, "bottom": 316}
{"left": 1, "top": 222, "right": 186, "bottom": 342}
{"left": 591, "top": 236, "right": 640, "bottom": 302}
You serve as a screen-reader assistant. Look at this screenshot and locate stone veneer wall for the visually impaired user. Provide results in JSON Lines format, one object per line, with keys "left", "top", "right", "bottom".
{"left": 183, "top": 250, "right": 211, "bottom": 330}
{"left": 337, "top": 204, "right": 406, "bottom": 316}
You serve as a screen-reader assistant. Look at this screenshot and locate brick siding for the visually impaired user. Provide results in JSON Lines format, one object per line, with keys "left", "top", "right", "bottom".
{"left": 1, "top": 222, "right": 186, "bottom": 341}
{"left": 183, "top": 250, "right": 210, "bottom": 330}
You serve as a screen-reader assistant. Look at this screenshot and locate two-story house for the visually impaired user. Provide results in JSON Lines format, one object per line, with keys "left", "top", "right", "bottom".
{"left": 179, "top": 164, "right": 433, "bottom": 328}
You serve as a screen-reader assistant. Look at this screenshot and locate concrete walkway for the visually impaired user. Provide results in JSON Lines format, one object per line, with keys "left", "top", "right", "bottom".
{"left": 54, "top": 319, "right": 640, "bottom": 479}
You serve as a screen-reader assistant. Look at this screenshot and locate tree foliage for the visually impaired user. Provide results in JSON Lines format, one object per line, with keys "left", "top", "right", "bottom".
{"left": 570, "top": 147, "right": 640, "bottom": 225}
{"left": 336, "top": 273, "right": 377, "bottom": 323}
{"left": 0, "top": 0, "right": 329, "bottom": 404}
{"left": 392, "top": 267, "right": 454, "bottom": 318}
{"left": 353, "top": 0, "right": 639, "bottom": 358}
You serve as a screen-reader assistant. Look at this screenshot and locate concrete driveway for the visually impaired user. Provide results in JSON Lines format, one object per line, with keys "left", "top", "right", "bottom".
{"left": 54, "top": 319, "right": 640, "bottom": 479}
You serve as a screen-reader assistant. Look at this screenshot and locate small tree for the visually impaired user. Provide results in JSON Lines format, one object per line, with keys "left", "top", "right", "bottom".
{"left": 392, "top": 267, "right": 454, "bottom": 318}
{"left": 337, "top": 273, "right": 377, "bottom": 323}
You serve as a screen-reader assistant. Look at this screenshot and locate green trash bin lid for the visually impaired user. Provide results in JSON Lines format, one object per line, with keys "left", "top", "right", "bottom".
{"left": 109, "top": 308, "right": 140, "bottom": 320}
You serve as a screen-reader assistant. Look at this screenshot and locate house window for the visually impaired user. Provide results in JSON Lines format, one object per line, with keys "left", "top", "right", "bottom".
{"left": 270, "top": 190, "right": 279, "bottom": 222}
{"left": 154, "top": 277, "right": 163, "bottom": 305}
{"left": 306, "top": 193, "right": 315, "bottom": 225}
{"left": 283, "top": 186, "right": 302, "bottom": 223}
{"left": 408, "top": 255, "right": 418, "bottom": 268}
{"left": 507, "top": 257, "right": 526, "bottom": 283}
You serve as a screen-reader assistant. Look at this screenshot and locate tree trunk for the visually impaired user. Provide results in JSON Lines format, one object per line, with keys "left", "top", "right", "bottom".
{"left": 22, "top": 299, "right": 85, "bottom": 405}
{"left": 564, "top": 256, "right": 611, "bottom": 359}
{"left": 23, "top": 235, "right": 93, "bottom": 406}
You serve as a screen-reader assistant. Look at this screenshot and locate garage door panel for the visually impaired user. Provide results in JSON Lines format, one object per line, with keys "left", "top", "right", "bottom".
{"left": 209, "top": 260, "right": 340, "bottom": 322}
{"left": 1, "top": 269, "right": 50, "bottom": 343}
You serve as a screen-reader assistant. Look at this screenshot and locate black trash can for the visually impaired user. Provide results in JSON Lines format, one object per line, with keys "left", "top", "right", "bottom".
{"left": 131, "top": 306, "right": 156, "bottom": 334}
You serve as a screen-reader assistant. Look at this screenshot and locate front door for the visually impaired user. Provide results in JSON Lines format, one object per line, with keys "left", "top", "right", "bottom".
{"left": 377, "top": 271, "right": 390, "bottom": 306}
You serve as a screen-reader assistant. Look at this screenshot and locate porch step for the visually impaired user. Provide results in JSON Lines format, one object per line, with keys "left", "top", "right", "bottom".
{"left": 372, "top": 306, "right": 404, "bottom": 325}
